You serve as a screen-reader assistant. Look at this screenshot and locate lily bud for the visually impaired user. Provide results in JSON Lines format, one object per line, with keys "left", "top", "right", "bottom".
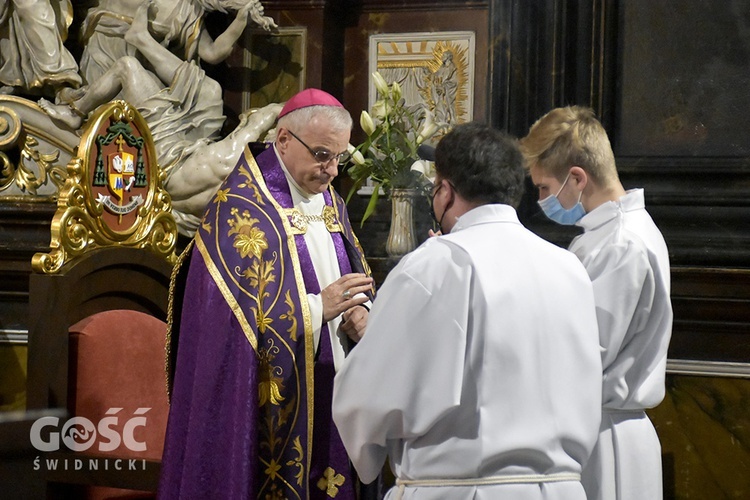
{"left": 360, "top": 110, "right": 376, "bottom": 136}
{"left": 352, "top": 150, "right": 366, "bottom": 165}
{"left": 372, "top": 71, "right": 389, "bottom": 97}
{"left": 347, "top": 144, "right": 366, "bottom": 165}
{"left": 417, "top": 123, "right": 439, "bottom": 145}
{"left": 391, "top": 80, "right": 402, "bottom": 102}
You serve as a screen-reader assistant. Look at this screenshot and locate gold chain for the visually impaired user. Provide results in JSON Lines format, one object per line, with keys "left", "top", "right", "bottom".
{"left": 285, "top": 205, "right": 341, "bottom": 235}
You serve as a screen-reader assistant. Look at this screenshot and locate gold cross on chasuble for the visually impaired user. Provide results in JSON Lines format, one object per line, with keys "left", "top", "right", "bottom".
{"left": 317, "top": 466, "right": 346, "bottom": 498}
{"left": 284, "top": 206, "right": 341, "bottom": 235}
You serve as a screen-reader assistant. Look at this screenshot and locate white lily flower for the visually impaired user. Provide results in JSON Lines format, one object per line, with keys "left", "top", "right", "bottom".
{"left": 410, "top": 160, "right": 437, "bottom": 184}
{"left": 360, "top": 110, "right": 376, "bottom": 136}
{"left": 372, "top": 71, "right": 389, "bottom": 97}
{"left": 370, "top": 99, "right": 388, "bottom": 120}
{"left": 348, "top": 73, "right": 447, "bottom": 223}
{"left": 417, "top": 110, "right": 442, "bottom": 144}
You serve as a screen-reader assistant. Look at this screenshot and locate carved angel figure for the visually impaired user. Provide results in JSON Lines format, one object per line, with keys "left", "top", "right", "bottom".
{"left": 0, "top": 0, "right": 82, "bottom": 95}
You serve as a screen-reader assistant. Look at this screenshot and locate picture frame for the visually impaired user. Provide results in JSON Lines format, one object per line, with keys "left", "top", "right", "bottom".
{"left": 241, "top": 27, "right": 307, "bottom": 112}
{"left": 358, "top": 31, "right": 476, "bottom": 195}
{"left": 368, "top": 31, "right": 475, "bottom": 126}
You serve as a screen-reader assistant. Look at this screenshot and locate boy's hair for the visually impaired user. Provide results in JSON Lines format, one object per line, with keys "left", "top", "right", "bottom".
{"left": 519, "top": 106, "right": 619, "bottom": 186}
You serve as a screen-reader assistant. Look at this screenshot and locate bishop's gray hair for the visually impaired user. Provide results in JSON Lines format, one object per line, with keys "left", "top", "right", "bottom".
{"left": 278, "top": 105, "right": 353, "bottom": 134}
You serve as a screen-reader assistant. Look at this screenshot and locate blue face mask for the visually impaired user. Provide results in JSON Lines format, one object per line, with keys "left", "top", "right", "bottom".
{"left": 538, "top": 173, "right": 586, "bottom": 225}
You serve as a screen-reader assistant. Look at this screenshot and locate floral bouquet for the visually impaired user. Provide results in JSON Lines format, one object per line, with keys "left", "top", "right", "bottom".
{"left": 346, "top": 71, "right": 443, "bottom": 223}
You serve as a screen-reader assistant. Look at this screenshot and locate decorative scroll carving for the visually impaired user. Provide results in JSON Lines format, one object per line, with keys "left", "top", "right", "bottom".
{"left": 0, "top": 95, "right": 78, "bottom": 199}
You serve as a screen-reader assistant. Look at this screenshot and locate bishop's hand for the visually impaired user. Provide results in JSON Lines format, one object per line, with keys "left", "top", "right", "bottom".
{"left": 321, "top": 273, "right": 373, "bottom": 323}
{"left": 341, "top": 305, "right": 368, "bottom": 343}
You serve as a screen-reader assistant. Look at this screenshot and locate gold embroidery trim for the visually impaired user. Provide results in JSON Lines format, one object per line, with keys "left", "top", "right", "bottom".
{"left": 195, "top": 233, "right": 258, "bottom": 353}
{"left": 165, "top": 237, "right": 195, "bottom": 398}
{"left": 241, "top": 146, "right": 316, "bottom": 475}
{"left": 317, "top": 467, "right": 346, "bottom": 498}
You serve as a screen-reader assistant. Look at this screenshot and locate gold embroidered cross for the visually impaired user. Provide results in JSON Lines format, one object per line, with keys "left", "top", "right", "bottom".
{"left": 317, "top": 467, "right": 345, "bottom": 498}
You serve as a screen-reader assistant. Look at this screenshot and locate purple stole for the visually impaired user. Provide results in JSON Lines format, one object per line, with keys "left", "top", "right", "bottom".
{"left": 159, "top": 144, "right": 371, "bottom": 499}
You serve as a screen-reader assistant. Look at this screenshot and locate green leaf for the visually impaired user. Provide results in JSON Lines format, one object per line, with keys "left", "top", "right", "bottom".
{"left": 345, "top": 177, "right": 364, "bottom": 204}
{"left": 361, "top": 183, "right": 381, "bottom": 226}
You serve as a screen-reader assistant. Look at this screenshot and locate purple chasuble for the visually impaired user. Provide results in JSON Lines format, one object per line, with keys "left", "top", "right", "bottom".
{"left": 159, "top": 144, "right": 372, "bottom": 499}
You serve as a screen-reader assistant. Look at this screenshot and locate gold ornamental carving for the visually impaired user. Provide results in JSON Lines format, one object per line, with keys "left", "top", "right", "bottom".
{"left": 32, "top": 100, "right": 177, "bottom": 273}
{"left": 0, "top": 97, "right": 77, "bottom": 199}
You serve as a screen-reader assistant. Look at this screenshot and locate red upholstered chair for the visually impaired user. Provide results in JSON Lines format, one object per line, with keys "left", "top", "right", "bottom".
{"left": 24, "top": 100, "right": 177, "bottom": 499}
{"left": 68, "top": 310, "right": 169, "bottom": 467}
{"left": 26, "top": 247, "right": 173, "bottom": 499}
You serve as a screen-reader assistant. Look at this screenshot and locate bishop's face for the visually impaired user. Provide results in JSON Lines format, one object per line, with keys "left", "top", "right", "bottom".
{"left": 277, "top": 117, "right": 351, "bottom": 195}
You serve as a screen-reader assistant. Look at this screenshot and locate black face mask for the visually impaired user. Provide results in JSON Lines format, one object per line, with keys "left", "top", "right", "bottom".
{"left": 429, "top": 183, "right": 454, "bottom": 233}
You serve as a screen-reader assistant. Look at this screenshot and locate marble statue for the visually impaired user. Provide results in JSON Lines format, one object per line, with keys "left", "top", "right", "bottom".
{"left": 77, "top": 0, "right": 275, "bottom": 87}
{"left": 37, "top": 0, "right": 278, "bottom": 235}
{"left": 165, "top": 103, "right": 282, "bottom": 233}
{"left": 0, "top": 0, "right": 82, "bottom": 95}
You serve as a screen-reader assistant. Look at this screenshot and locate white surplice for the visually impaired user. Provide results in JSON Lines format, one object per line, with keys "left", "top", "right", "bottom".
{"left": 570, "top": 189, "right": 673, "bottom": 500}
{"left": 333, "top": 204, "right": 603, "bottom": 499}
{"left": 276, "top": 146, "right": 355, "bottom": 371}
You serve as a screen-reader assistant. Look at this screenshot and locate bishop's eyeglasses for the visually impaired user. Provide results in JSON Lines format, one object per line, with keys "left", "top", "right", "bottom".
{"left": 288, "top": 129, "right": 351, "bottom": 164}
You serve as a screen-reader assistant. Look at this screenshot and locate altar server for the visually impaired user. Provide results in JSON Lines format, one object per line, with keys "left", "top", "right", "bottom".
{"left": 520, "top": 105, "right": 673, "bottom": 500}
{"left": 333, "top": 122, "right": 603, "bottom": 499}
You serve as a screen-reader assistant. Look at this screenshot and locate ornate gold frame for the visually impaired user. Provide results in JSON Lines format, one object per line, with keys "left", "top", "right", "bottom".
{"left": 32, "top": 100, "right": 177, "bottom": 273}
{"left": 368, "top": 31, "right": 475, "bottom": 125}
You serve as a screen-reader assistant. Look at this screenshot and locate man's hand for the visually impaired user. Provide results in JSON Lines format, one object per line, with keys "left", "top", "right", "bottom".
{"left": 321, "top": 273, "right": 373, "bottom": 323}
{"left": 341, "top": 305, "right": 368, "bottom": 343}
